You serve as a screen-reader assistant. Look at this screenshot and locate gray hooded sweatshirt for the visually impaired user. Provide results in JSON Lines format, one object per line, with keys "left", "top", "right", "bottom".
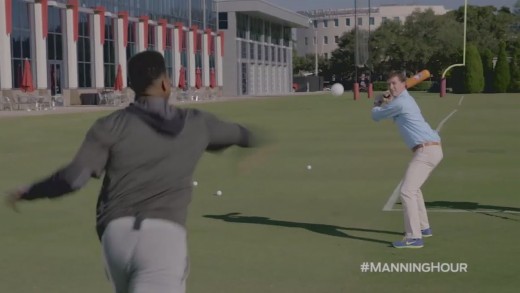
{"left": 20, "top": 97, "right": 255, "bottom": 239}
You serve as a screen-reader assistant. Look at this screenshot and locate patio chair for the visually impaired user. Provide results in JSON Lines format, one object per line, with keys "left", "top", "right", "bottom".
{"left": 0, "top": 96, "right": 14, "bottom": 111}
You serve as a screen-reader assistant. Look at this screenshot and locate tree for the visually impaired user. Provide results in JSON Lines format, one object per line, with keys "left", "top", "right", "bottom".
{"left": 493, "top": 43, "right": 511, "bottom": 93}
{"left": 368, "top": 20, "right": 405, "bottom": 74}
{"left": 465, "top": 45, "right": 485, "bottom": 93}
{"left": 480, "top": 48, "right": 495, "bottom": 92}
{"left": 367, "top": 10, "right": 462, "bottom": 77}
{"left": 329, "top": 30, "right": 357, "bottom": 80}
{"left": 509, "top": 49, "right": 520, "bottom": 92}
{"left": 327, "top": 6, "right": 517, "bottom": 84}
{"left": 448, "top": 5, "right": 519, "bottom": 56}
{"left": 452, "top": 45, "right": 484, "bottom": 94}
{"left": 292, "top": 54, "right": 314, "bottom": 75}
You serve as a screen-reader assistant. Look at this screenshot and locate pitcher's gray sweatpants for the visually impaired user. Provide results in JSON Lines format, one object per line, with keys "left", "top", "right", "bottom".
{"left": 101, "top": 217, "right": 189, "bottom": 293}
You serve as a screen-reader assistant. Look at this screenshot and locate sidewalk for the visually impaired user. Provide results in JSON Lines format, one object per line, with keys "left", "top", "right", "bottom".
{"left": 0, "top": 92, "right": 325, "bottom": 119}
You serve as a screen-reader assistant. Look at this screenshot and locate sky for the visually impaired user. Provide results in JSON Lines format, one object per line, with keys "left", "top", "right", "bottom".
{"left": 267, "top": 0, "right": 516, "bottom": 11}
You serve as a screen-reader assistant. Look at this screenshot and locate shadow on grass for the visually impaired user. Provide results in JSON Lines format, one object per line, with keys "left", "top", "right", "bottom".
{"left": 425, "top": 201, "right": 520, "bottom": 213}
{"left": 424, "top": 201, "right": 520, "bottom": 222}
{"left": 204, "top": 212, "right": 401, "bottom": 245}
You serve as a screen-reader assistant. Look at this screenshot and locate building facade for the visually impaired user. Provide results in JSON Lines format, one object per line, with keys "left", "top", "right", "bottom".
{"left": 295, "top": 5, "right": 448, "bottom": 59}
{"left": 0, "top": 0, "right": 222, "bottom": 105}
{"left": 217, "top": 0, "right": 308, "bottom": 96}
{"left": 0, "top": 0, "right": 314, "bottom": 104}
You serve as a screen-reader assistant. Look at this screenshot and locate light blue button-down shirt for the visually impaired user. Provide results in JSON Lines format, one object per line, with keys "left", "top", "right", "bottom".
{"left": 371, "top": 90, "right": 441, "bottom": 149}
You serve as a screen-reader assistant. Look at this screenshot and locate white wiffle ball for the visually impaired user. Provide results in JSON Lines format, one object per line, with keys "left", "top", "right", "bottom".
{"left": 331, "top": 83, "right": 344, "bottom": 96}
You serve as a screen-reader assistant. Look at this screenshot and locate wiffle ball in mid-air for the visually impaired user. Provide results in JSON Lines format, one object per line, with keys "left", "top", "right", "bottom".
{"left": 331, "top": 83, "right": 344, "bottom": 96}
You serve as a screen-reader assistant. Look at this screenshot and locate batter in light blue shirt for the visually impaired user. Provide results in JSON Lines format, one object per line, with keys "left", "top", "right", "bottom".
{"left": 371, "top": 89, "right": 440, "bottom": 150}
{"left": 370, "top": 71, "right": 444, "bottom": 249}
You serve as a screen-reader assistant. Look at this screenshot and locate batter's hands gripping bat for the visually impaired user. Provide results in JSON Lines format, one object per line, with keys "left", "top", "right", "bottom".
{"left": 374, "top": 70, "right": 431, "bottom": 106}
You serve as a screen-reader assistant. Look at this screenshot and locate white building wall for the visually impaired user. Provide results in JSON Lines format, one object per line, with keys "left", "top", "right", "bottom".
{"left": 65, "top": 6, "right": 78, "bottom": 89}
{"left": 296, "top": 5, "right": 448, "bottom": 57}
{"left": 0, "top": 0, "right": 13, "bottom": 89}
{"left": 115, "top": 17, "right": 127, "bottom": 88}
{"left": 92, "top": 13, "right": 104, "bottom": 88}
{"left": 33, "top": 2, "right": 48, "bottom": 89}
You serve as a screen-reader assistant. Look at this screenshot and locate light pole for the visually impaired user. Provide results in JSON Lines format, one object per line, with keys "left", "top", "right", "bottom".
{"left": 309, "top": 18, "right": 318, "bottom": 76}
{"left": 315, "top": 27, "right": 318, "bottom": 76}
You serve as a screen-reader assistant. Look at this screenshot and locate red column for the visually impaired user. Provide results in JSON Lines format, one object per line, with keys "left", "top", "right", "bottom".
{"left": 353, "top": 83, "right": 360, "bottom": 100}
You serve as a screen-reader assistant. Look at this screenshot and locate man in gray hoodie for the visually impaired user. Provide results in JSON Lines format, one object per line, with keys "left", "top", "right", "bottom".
{"left": 6, "top": 51, "right": 260, "bottom": 293}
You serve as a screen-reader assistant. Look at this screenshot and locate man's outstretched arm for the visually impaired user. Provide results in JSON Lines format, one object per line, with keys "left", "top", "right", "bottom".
{"left": 202, "top": 112, "right": 256, "bottom": 151}
{"left": 7, "top": 120, "right": 113, "bottom": 204}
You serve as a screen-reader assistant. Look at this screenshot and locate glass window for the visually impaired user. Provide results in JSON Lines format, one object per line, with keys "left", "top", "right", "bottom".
{"left": 237, "top": 13, "right": 248, "bottom": 39}
{"left": 218, "top": 12, "right": 228, "bottom": 30}
{"left": 346, "top": 18, "right": 351, "bottom": 26}
{"left": 77, "top": 12, "right": 91, "bottom": 88}
{"left": 148, "top": 25, "right": 155, "bottom": 50}
{"left": 324, "top": 36, "right": 328, "bottom": 45}
{"left": 283, "top": 26, "right": 290, "bottom": 47}
{"left": 313, "top": 20, "right": 317, "bottom": 28}
{"left": 358, "top": 17, "right": 363, "bottom": 26}
{"left": 271, "top": 23, "right": 281, "bottom": 45}
{"left": 195, "top": 30, "right": 202, "bottom": 69}
{"left": 241, "top": 41, "right": 247, "bottom": 59}
{"left": 191, "top": 0, "right": 203, "bottom": 28}
{"left": 60, "top": 0, "right": 195, "bottom": 26}
{"left": 250, "top": 17, "right": 263, "bottom": 42}
{"left": 335, "top": 36, "right": 339, "bottom": 43}
{"left": 264, "top": 22, "right": 271, "bottom": 43}
{"left": 323, "top": 20, "right": 328, "bottom": 28}
{"left": 334, "top": 19, "right": 339, "bottom": 27}
{"left": 257, "top": 44, "right": 262, "bottom": 61}
{"left": 164, "top": 28, "right": 173, "bottom": 78}
{"left": 369, "top": 17, "right": 375, "bottom": 25}
{"left": 206, "top": 0, "right": 216, "bottom": 30}
{"left": 11, "top": 0, "right": 31, "bottom": 88}
{"left": 127, "top": 22, "right": 136, "bottom": 61}
{"left": 104, "top": 16, "right": 116, "bottom": 87}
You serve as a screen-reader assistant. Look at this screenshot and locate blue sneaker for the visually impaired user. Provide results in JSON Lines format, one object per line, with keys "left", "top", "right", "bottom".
{"left": 421, "top": 228, "right": 433, "bottom": 237}
{"left": 392, "top": 238, "right": 424, "bottom": 249}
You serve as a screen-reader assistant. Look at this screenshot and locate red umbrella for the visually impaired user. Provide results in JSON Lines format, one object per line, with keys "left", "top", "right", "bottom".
{"left": 178, "top": 66, "right": 186, "bottom": 89}
{"left": 114, "top": 64, "right": 123, "bottom": 91}
{"left": 21, "top": 59, "right": 34, "bottom": 92}
{"left": 210, "top": 68, "right": 216, "bottom": 88}
{"left": 195, "top": 67, "right": 202, "bottom": 89}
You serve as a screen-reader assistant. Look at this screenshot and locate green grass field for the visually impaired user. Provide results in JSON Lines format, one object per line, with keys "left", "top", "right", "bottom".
{"left": 0, "top": 93, "right": 519, "bottom": 293}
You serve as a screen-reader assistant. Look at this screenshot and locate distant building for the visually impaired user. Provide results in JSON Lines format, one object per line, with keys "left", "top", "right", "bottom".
{"left": 0, "top": 0, "right": 218, "bottom": 105}
{"left": 217, "top": 0, "right": 308, "bottom": 96}
{"left": 295, "top": 5, "right": 448, "bottom": 58}
{"left": 0, "top": 0, "right": 308, "bottom": 105}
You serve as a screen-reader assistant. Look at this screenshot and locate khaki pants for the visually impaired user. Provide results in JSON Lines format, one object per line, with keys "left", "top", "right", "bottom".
{"left": 400, "top": 145, "right": 443, "bottom": 239}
